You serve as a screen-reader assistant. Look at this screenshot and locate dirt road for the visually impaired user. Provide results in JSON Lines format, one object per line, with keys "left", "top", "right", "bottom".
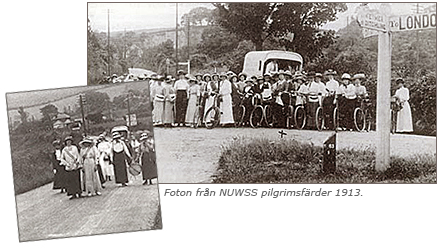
{"left": 15, "top": 176, "right": 160, "bottom": 241}
{"left": 155, "top": 127, "right": 436, "bottom": 183}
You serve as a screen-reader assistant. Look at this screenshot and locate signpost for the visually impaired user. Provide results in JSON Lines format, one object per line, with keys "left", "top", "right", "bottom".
{"left": 357, "top": 4, "right": 437, "bottom": 171}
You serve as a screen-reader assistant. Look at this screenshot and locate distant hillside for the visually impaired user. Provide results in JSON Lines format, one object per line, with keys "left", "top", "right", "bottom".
{"left": 7, "top": 81, "right": 150, "bottom": 126}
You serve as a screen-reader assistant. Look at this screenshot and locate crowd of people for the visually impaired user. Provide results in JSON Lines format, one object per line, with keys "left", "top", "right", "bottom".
{"left": 50, "top": 128, "right": 157, "bottom": 200}
{"left": 145, "top": 69, "right": 372, "bottom": 130}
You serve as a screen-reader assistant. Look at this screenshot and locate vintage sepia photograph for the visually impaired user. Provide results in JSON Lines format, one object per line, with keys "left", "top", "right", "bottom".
{"left": 6, "top": 81, "right": 162, "bottom": 241}
{"left": 87, "top": 2, "right": 436, "bottom": 184}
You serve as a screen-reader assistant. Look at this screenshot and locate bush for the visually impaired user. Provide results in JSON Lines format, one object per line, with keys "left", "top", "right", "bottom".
{"left": 213, "top": 137, "right": 436, "bottom": 183}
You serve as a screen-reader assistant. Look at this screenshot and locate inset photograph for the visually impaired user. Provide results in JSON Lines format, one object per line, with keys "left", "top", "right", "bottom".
{"left": 6, "top": 81, "right": 161, "bottom": 241}
{"left": 87, "top": 2, "right": 436, "bottom": 184}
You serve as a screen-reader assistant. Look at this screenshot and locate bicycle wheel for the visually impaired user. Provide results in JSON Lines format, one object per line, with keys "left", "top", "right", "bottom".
{"left": 264, "top": 105, "right": 273, "bottom": 127}
{"left": 286, "top": 105, "right": 294, "bottom": 129}
{"left": 204, "top": 107, "right": 220, "bottom": 129}
{"left": 294, "top": 105, "right": 306, "bottom": 129}
{"left": 354, "top": 108, "right": 365, "bottom": 131}
{"left": 234, "top": 105, "right": 245, "bottom": 127}
{"left": 250, "top": 106, "right": 264, "bottom": 128}
{"left": 237, "top": 105, "right": 246, "bottom": 127}
{"left": 316, "top": 106, "right": 324, "bottom": 131}
{"left": 365, "top": 109, "right": 372, "bottom": 132}
{"left": 333, "top": 107, "right": 339, "bottom": 131}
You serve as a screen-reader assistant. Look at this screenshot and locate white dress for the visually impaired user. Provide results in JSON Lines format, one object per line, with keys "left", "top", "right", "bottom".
{"left": 98, "top": 141, "right": 113, "bottom": 177}
{"left": 219, "top": 80, "right": 234, "bottom": 124}
{"left": 395, "top": 87, "right": 413, "bottom": 132}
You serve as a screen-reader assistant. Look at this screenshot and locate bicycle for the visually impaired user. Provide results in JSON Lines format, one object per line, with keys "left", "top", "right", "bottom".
{"left": 249, "top": 93, "right": 273, "bottom": 128}
{"left": 294, "top": 93, "right": 321, "bottom": 130}
{"left": 353, "top": 96, "right": 372, "bottom": 132}
{"left": 204, "top": 93, "right": 222, "bottom": 129}
{"left": 233, "top": 93, "right": 246, "bottom": 127}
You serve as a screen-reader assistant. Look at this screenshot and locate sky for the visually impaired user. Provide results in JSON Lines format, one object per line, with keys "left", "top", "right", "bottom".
{"left": 87, "top": 2, "right": 432, "bottom": 33}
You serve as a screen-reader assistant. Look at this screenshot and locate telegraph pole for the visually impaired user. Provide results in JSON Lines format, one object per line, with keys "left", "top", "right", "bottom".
{"left": 127, "top": 93, "right": 131, "bottom": 127}
{"left": 107, "top": 9, "right": 111, "bottom": 76}
{"left": 175, "top": 3, "right": 179, "bottom": 75}
{"left": 79, "top": 94, "right": 87, "bottom": 136}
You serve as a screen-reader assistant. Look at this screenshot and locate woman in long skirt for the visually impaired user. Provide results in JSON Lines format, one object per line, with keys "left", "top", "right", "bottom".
{"left": 163, "top": 78, "right": 176, "bottom": 127}
{"left": 60, "top": 136, "right": 82, "bottom": 199}
{"left": 219, "top": 73, "right": 234, "bottom": 125}
{"left": 152, "top": 78, "right": 165, "bottom": 125}
{"left": 110, "top": 132, "right": 132, "bottom": 186}
{"left": 185, "top": 77, "right": 201, "bottom": 126}
{"left": 139, "top": 132, "right": 158, "bottom": 185}
{"left": 204, "top": 73, "right": 219, "bottom": 123}
{"left": 174, "top": 70, "right": 189, "bottom": 126}
{"left": 51, "top": 140, "right": 66, "bottom": 193}
{"left": 394, "top": 78, "right": 413, "bottom": 132}
{"left": 79, "top": 138, "right": 102, "bottom": 196}
{"left": 97, "top": 135, "right": 113, "bottom": 181}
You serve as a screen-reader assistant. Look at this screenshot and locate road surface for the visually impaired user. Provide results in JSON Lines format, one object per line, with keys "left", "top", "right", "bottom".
{"left": 15, "top": 176, "right": 160, "bottom": 242}
{"left": 155, "top": 127, "right": 436, "bottom": 183}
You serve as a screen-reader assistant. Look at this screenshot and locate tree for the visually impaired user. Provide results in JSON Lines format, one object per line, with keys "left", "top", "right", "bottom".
{"left": 181, "top": 7, "right": 213, "bottom": 26}
{"left": 214, "top": 3, "right": 275, "bottom": 51}
{"left": 213, "top": 3, "right": 347, "bottom": 61}
{"left": 18, "top": 106, "right": 28, "bottom": 124}
{"left": 40, "top": 104, "right": 58, "bottom": 126}
{"left": 197, "top": 25, "right": 240, "bottom": 60}
{"left": 82, "top": 91, "right": 110, "bottom": 117}
{"left": 87, "top": 18, "right": 108, "bottom": 84}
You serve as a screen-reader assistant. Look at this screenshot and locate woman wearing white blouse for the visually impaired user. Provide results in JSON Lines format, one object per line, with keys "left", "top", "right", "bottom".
{"left": 393, "top": 78, "right": 413, "bottom": 133}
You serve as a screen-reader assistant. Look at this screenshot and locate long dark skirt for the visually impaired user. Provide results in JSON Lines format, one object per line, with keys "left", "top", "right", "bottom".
{"left": 141, "top": 152, "right": 158, "bottom": 180}
{"left": 175, "top": 90, "right": 188, "bottom": 124}
{"left": 65, "top": 169, "right": 81, "bottom": 196}
{"left": 53, "top": 162, "right": 66, "bottom": 190}
{"left": 323, "top": 96, "right": 335, "bottom": 129}
{"left": 113, "top": 151, "right": 128, "bottom": 184}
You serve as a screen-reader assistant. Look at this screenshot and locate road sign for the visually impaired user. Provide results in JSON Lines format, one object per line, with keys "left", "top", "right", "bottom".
{"left": 126, "top": 113, "right": 137, "bottom": 126}
{"left": 389, "top": 12, "right": 437, "bottom": 32}
{"left": 362, "top": 28, "right": 380, "bottom": 38}
{"left": 357, "top": 8, "right": 387, "bottom": 32}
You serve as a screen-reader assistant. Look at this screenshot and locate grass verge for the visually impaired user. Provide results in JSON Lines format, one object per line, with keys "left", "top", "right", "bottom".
{"left": 213, "top": 137, "right": 436, "bottom": 183}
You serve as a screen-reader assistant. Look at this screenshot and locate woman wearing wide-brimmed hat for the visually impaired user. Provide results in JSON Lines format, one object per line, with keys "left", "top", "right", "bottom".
{"left": 219, "top": 73, "right": 235, "bottom": 125}
{"left": 97, "top": 134, "right": 113, "bottom": 182}
{"left": 138, "top": 132, "right": 157, "bottom": 185}
{"left": 152, "top": 76, "right": 165, "bottom": 126}
{"left": 79, "top": 137, "right": 102, "bottom": 196}
{"left": 185, "top": 77, "right": 201, "bottom": 126}
{"left": 174, "top": 70, "right": 189, "bottom": 126}
{"left": 110, "top": 132, "right": 132, "bottom": 186}
{"left": 51, "top": 139, "right": 66, "bottom": 193}
{"left": 60, "top": 136, "right": 82, "bottom": 199}
{"left": 163, "top": 76, "right": 176, "bottom": 127}
{"left": 204, "top": 73, "right": 219, "bottom": 123}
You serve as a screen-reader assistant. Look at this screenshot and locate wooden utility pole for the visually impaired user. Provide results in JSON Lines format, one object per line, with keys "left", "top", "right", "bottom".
{"left": 107, "top": 9, "right": 111, "bottom": 76}
{"left": 79, "top": 94, "right": 87, "bottom": 136}
{"left": 175, "top": 3, "right": 179, "bottom": 75}
{"left": 127, "top": 93, "right": 131, "bottom": 127}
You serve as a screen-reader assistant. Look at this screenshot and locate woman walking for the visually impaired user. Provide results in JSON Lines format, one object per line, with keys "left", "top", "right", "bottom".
{"left": 79, "top": 137, "right": 102, "bottom": 196}
{"left": 185, "top": 77, "right": 201, "bottom": 126}
{"left": 138, "top": 132, "right": 157, "bottom": 185}
{"left": 60, "top": 136, "right": 82, "bottom": 199}
{"left": 110, "top": 132, "right": 132, "bottom": 186}
{"left": 51, "top": 140, "right": 66, "bottom": 193}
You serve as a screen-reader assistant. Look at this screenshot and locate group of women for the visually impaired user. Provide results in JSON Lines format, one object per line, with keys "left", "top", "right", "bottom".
{"left": 51, "top": 129, "right": 157, "bottom": 200}
{"left": 148, "top": 69, "right": 412, "bottom": 132}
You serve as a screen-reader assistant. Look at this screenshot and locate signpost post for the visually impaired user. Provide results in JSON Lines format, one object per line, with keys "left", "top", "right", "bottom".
{"left": 357, "top": 4, "right": 436, "bottom": 171}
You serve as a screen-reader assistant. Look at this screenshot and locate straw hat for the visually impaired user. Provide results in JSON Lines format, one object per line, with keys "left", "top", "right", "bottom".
{"left": 315, "top": 73, "right": 323, "bottom": 78}
{"left": 352, "top": 73, "right": 366, "bottom": 80}
{"left": 177, "top": 70, "right": 185, "bottom": 76}
{"left": 203, "top": 73, "right": 211, "bottom": 81}
{"left": 324, "top": 69, "right": 337, "bottom": 75}
{"left": 139, "top": 132, "right": 149, "bottom": 141}
{"left": 64, "top": 136, "right": 73, "bottom": 143}
{"left": 112, "top": 132, "right": 122, "bottom": 139}
{"left": 341, "top": 73, "right": 351, "bottom": 80}
{"left": 79, "top": 137, "right": 93, "bottom": 146}
{"left": 238, "top": 72, "right": 247, "bottom": 79}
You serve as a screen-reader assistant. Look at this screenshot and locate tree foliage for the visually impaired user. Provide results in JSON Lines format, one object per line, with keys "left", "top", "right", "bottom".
{"left": 40, "top": 104, "right": 58, "bottom": 127}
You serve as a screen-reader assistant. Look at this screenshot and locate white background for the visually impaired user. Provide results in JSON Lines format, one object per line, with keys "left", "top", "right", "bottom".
{"left": 0, "top": 1, "right": 437, "bottom": 247}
